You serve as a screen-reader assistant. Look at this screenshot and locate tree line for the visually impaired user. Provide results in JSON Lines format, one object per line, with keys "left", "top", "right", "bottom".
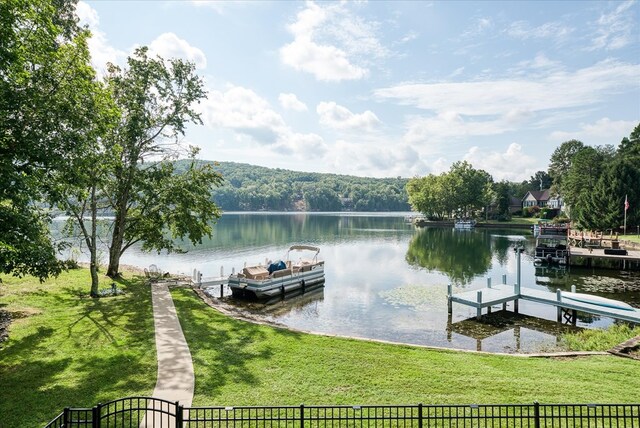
{"left": 547, "top": 125, "right": 640, "bottom": 231}
{"left": 176, "top": 161, "right": 410, "bottom": 212}
{"left": 406, "top": 124, "right": 640, "bottom": 230}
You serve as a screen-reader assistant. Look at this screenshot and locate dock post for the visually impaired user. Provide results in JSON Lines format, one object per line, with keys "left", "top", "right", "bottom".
{"left": 220, "top": 283, "right": 224, "bottom": 299}
{"left": 515, "top": 249, "right": 522, "bottom": 295}
{"left": 487, "top": 278, "right": 492, "bottom": 289}
{"left": 447, "top": 284, "right": 452, "bottom": 315}
{"left": 502, "top": 274, "right": 507, "bottom": 285}
{"left": 556, "top": 289, "right": 562, "bottom": 323}
{"left": 571, "top": 285, "right": 576, "bottom": 293}
{"left": 476, "top": 291, "right": 483, "bottom": 320}
{"left": 513, "top": 283, "right": 519, "bottom": 313}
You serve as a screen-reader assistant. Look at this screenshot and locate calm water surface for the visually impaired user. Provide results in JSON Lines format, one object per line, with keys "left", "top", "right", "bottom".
{"left": 58, "top": 213, "right": 640, "bottom": 353}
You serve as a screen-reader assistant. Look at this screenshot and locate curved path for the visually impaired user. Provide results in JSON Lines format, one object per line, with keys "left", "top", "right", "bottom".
{"left": 141, "top": 282, "right": 194, "bottom": 427}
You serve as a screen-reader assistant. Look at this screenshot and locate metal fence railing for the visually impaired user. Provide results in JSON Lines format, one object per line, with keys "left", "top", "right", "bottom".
{"left": 44, "top": 398, "right": 640, "bottom": 427}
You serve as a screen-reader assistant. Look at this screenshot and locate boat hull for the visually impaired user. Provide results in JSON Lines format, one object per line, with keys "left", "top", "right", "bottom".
{"left": 229, "top": 266, "right": 325, "bottom": 300}
{"left": 562, "top": 292, "right": 636, "bottom": 311}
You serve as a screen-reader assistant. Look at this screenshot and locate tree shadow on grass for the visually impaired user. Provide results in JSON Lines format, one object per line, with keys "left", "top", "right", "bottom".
{"left": 172, "top": 289, "right": 304, "bottom": 402}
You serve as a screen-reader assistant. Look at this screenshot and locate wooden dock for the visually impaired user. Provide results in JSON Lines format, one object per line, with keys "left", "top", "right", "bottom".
{"left": 569, "top": 246, "right": 640, "bottom": 268}
{"left": 448, "top": 283, "right": 640, "bottom": 324}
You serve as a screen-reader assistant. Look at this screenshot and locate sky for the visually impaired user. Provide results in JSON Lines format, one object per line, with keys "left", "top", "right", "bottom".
{"left": 77, "top": 1, "right": 639, "bottom": 181}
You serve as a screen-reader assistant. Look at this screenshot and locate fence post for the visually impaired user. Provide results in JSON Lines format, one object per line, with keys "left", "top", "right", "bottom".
{"left": 175, "top": 402, "right": 183, "bottom": 426}
{"left": 92, "top": 403, "right": 102, "bottom": 428}
{"left": 418, "top": 403, "right": 423, "bottom": 428}
{"left": 300, "top": 404, "right": 305, "bottom": 428}
{"left": 534, "top": 401, "right": 540, "bottom": 428}
{"left": 63, "top": 408, "right": 70, "bottom": 426}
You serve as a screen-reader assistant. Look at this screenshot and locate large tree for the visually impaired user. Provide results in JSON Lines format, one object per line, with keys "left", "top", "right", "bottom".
{"left": 406, "top": 162, "right": 492, "bottom": 219}
{"left": 563, "top": 145, "right": 615, "bottom": 229}
{"left": 102, "top": 48, "right": 222, "bottom": 277}
{"left": 548, "top": 139, "right": 584, "bottom": 195}
{"left": 0, "top": 0, "right": 97, "bottom": 280}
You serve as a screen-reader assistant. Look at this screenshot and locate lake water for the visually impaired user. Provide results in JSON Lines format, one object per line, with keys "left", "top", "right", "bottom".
{"left": 55, "top": 213, "right": 640, "bottom": 353}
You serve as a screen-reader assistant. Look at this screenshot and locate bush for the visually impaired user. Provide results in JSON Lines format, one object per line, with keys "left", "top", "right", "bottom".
{"left": 63, "top": 259, "right": 80, "bottom": 270}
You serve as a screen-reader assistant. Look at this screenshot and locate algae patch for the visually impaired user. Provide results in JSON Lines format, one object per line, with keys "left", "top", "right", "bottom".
{"left": 379, "top": 285, "right": 447, "bottom": 311}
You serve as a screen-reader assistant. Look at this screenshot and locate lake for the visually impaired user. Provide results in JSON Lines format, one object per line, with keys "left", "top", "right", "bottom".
{"left": 55, "top": 212, "right": 640, "bottom": 353}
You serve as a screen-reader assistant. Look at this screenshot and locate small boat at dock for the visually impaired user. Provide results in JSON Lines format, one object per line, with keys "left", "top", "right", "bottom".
{"left": 228, "top": 245, "right": 325, "bottom": 300}
{"left": 561, "top": 292, "right": 636, "bottom": 311}
{"left": 534, "top": 224, "right": 570, "bottom": 265}
{"left": 454, "top": 219, "right": 476, "bottom": 230}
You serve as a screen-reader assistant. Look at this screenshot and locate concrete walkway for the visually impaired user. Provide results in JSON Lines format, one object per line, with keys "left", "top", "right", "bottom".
{"left": 141, "top": 282, "right": 194, "bottom": 427}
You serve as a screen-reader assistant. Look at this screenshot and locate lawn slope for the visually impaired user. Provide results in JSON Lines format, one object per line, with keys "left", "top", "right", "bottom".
{"left": 172, "top": 288, "right": 639, "bottom": 406}
{"left": 0, "top": 270, "right": 156, "bottom": 428}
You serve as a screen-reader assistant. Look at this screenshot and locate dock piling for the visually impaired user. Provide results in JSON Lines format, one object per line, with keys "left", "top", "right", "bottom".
{"left": 487, "top": 278, "right": 492, "bottom": 289}
{"left": 476, "top": 291, "right": 483, "bottom": 320}
{"left": 502, "top": 274, "right": 507, "bottom": 285}
{"left": 556, "top": 289, "right": 562, "bottom": 323}
{"left": 447, "top": 284, "right": 452, "bottom": 315}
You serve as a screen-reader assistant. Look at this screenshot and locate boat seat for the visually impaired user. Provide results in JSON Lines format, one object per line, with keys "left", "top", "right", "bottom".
{"left": 242, "top": 266, "right": 269, "bottom": 280}
{"left": 271, "top": 268, "right": 292, "bottom": 278}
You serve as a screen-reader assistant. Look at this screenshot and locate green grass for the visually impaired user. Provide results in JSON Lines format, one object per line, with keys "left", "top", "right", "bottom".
{"left": 620, "top": 234, "right": 640, "bottom": 244}
{"left": 172, "top": 288, "right": 640, "bottom": 406}
{"left": 481, "top": 217, "right": 539, "bottom": 225}
{"left": 561, "top": 324, "right": 640, "bottom": 351}
{"left": 0, "top": 269, "right": 156, "bottom": 428}
{"left": 2, "top": 270, "right": 639, "bottom": 427}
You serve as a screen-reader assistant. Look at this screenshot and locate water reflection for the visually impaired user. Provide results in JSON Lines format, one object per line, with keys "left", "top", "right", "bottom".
{"left": 55, "top": 213, "right": 640, "bottom": 353}
{"left": 405, "top": 228, "right": 493, "bottom": 286}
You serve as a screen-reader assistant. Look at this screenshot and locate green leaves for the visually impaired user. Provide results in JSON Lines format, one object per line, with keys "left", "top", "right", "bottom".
{"left": 406, "top": 162, "right": 492, "bottom": 219}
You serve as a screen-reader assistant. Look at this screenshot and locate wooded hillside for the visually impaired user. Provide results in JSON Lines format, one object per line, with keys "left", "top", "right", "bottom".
{"left": 175, "top": 161, "right": 410, "bottom": 211}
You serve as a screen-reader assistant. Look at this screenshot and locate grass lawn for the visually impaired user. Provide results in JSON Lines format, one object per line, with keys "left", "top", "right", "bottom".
{"left": 621, "top": 234, "right": 640, "bottom": 244}
{"left": 480, "top": 217, "right": 539, "bottom": 226}
{"left": 0, "top": 269, "right": 156, "bottom": 428}
{"left": 2, "top": 269, "right": 639, "bottom": 427}
{"left": 172, "top": 288, "right": 640, "bottom": 407}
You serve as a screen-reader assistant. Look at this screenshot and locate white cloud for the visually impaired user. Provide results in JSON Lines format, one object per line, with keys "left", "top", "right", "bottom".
{"left": 199, "top": 85, "right": 326, "bottom": 158}
{"left": 462, "top": 143, "right": 540, "bottom": 181}
{"left": 201, "top": 86, "right": 287, "bottom": 144}
{"left": 374, "top": 60, "right": 640, "bottom": 117}
{"left": 506, "top": 20, "right": 573, "bottom": 40}
{"left": 76, "top": 1, "right": 99, "bottom": 28}
{"left": 549, "top": 118, "right": 638, "bottom": 144}
{"left": 75, "top": 2, "right": 127, "bottom": 71}
{"left": 326, "top": 139, "right": 426, "bottom": 177}
{"left": 148, "top": 33, "right": 207, "bottom": 69}
{"left": 279, "top": 93, "right": 308, "bottom": 111}
{"left": 381, "top": 60, "right": 639, "bottom": 147}
{"left": 280, "top": 2, "right": 386, "bottom": 81}
{"left": 404, "top": 111, "right": 515, "bottom": 145}
{"left": 317, "top": 102, "right": 381, "bottom": 131}
{"left": 589, "top": 0, "right": 636, "bottom": 51}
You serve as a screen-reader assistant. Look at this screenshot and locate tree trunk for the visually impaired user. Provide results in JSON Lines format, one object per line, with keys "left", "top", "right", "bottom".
{"left": 106, "top": 178, "right": 131, "bottom": 278}
{"left": 89, "top": 184, "right": 100, "bottom": 296}
{"left": 106, "top": 215, "right": 125, "bottom": 278}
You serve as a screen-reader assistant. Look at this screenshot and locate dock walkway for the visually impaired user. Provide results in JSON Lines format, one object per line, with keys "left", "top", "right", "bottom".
{"left": 449, "top": 283, "right": 640, "bottom": 324}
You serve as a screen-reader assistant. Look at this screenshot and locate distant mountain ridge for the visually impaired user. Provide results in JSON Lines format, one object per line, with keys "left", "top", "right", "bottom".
{"left": 175, "top": 160, "right": 410, "bottom": 212}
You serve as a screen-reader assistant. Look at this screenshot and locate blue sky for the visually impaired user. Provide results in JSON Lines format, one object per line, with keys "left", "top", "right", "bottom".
{"left": 77, "top": 1, "right": 639, "bottom": 181}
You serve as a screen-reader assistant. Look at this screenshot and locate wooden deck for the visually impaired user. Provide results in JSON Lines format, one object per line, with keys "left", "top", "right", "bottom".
{"left": 570, "top": 246, "right": 640, "bottom": 261}
{"left": 449, "top": 283, "right": 640, "bottom": 324}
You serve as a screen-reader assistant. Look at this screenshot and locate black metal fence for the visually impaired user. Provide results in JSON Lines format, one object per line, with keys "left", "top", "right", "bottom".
{"left": 44, "top": 397, "right": 640, "bottom": 427}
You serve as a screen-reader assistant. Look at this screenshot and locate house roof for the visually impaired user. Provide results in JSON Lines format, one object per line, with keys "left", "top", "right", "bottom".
{"left": 523, "top": 189, "right": 551, "bottom": 202}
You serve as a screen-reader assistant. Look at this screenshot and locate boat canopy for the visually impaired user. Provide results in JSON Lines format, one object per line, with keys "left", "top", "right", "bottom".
{"left": 288, "top": 245, "right": 320, "bottom": 253}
